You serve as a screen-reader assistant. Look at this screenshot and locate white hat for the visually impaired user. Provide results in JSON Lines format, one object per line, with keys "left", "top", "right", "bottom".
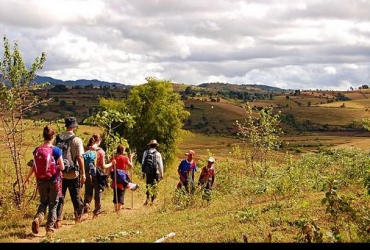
{"left": 208, "top": 157, "right": 215, "bottom": 163}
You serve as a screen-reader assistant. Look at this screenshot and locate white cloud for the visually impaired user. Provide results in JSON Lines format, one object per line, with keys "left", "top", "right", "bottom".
{"left": 0, "top": 0, "right": 370, "bottom": 90}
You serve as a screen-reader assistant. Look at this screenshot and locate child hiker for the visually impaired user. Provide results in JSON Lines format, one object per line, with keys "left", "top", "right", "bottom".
{"left": 198, "top": 156, "right": 216, "bottom": 202}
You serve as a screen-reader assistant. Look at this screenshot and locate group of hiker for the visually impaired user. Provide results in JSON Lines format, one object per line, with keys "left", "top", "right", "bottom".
{"left": 24, "top": 116, "right": 216, "bottom": 235}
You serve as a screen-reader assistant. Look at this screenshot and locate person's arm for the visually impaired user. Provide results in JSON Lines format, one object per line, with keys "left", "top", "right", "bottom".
{"left": 127, "top": 153, "right": 135, "bottom": 169}
{"left": 100, "top": 150, "right": 113, "bottom": 169}
{"left": 76, "top": 137, "right": 86, "bottom": 183}
{"left": 55, "top": 147, "right": 65, "bottom": 171}
{"left": 141, "top": 150, "right": 147, "bottom": 178}
{"left": 178, "top": 161, "right": 187, "bottom": 183}
{"left": 198, "top": 168, "right": 205, "bottom": 185}
{"left": 210, "top": 169, "right": 215, "bottom": 187}
{"left": 157, "top": 152, "right": 164, "bottom": 179}
{"left": 23, "top": 166, "right": 34, "bottom": 186}
{"left": 77, "top": 155, "right": 85, "bottom": 181}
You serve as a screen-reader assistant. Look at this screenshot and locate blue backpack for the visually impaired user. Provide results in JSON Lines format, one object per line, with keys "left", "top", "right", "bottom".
{"left": 110, "top": 169, "right": 130, "bottom": 185}
{"left": 83, "top": 149, "right": 98, "bottom": 176}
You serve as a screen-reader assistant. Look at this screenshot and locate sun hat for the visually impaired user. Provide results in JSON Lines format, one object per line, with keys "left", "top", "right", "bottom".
{"left": 208, "top": 157, "right": 215, "bottom": 163}
{"left": 147, "top": 139, "right": 159, "bottom": 146}
{"left": 185, "top": 150, "right": 195, "bottom": 156}
{"left": 65, "top": 117, "right": 78, "bottom": 128}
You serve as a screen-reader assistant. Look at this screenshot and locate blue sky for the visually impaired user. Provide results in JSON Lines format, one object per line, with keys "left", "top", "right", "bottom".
{"left": 1, "top": 0, "right": 370, "bottom": 90}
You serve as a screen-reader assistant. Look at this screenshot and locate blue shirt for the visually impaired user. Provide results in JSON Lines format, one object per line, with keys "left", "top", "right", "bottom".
{"left": 178, "top": 159, "right": 197, "bottom": 176}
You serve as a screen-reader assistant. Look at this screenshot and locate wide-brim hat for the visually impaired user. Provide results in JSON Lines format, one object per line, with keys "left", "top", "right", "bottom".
{"left": 65, "top": 117, "right": 78, "bottom": 128}
{"left": 185, "top": 150, "right": 195, "bottom": 156}
{"left": 147, "top": 139, "right": 159, "bottom": 146}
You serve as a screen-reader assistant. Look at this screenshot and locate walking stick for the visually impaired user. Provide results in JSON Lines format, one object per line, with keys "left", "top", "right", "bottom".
{"left": 130, "top": 168, "right": 134, "bottom": 209}
{"left": 128, "top": 149, "right": 135, "bottom": 210}
{"left": 113, "top": 155, "right": 119, "bottom": 213}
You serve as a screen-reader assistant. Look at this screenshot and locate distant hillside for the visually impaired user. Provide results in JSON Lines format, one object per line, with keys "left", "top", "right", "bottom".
{"left": 198, "top": 82, "right": 289, "bottom": 93}
{"left": 34, "top": 75, "right": 126, "bottom": 88}
{"left": 34, "top": 76, "right": 289, "bottom": 93}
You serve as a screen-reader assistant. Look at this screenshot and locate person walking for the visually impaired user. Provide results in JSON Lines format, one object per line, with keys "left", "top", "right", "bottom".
{"left": 55, "top": 117, "right": 86, "bottom": 228}
{"left": 24, "top": 125, "right": 65, "bottom": 234}
{"left": 82, "top": 133, "right": 113, "bottom": 218}
{"left": 110, "top": 144, "right": 136, "bottom": 212}
{"left": 177, "top": 150, "right": 197, "bottom": 194}
{"left": 198, "top": 157, "right": 216, "bottom": 202}
{"left": 141, "top": 139, "right": 164, "bottom": 205}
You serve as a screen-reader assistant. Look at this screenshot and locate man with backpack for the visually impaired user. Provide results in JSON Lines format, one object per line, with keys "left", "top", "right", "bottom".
{"left": 55, "top": 117, "right": 86, "bottom": 228}
{"left": 82, "top": 133, "right": 113, "bottom": 218}
{"left": 141, "top": 139, "right": 164, "bottom": 205}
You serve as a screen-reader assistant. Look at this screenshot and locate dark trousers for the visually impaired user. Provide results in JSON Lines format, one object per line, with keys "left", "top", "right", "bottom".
{"left": 35, "top": 179, "right": 59, "bottom": 228}
{"left": 145, "top": 174, "right": 159, "bottom": 202}
{"left": 83, "top": 172, "right": 103, "bottom": 214}
{"left": 56, "top": 177, "right": 84, "bottom": 221}
{"left": 112, "top": 188, "right": 126, "bottom": 204}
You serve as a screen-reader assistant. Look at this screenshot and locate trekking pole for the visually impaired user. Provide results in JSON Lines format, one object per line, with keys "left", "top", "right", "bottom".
{"left": 130, "top": 168, "right": 133, "bottom": 209}
{"left": 129, "top": 149, "right": 135, "bottom": 210}
{"left": 113, "top": 155, "right": 118, "bottom": 212}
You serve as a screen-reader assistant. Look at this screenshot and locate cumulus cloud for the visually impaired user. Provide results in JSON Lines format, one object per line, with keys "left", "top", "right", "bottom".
{"left": 1, "top": 0, "right": 370, "bottom": 90}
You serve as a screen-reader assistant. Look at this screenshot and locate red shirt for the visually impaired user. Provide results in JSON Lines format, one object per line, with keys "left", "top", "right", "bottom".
{"left": 111, "top": 154, "right": 131, "bottom": 189}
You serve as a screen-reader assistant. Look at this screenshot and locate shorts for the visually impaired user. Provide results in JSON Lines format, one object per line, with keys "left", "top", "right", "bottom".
{"left": 112, "top": 188, "right": 126, "bottom": 204}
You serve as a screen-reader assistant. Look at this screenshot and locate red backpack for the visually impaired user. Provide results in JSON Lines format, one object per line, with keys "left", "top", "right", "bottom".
{"left": 33, "top": 145, "right": 57, "bottom": 180}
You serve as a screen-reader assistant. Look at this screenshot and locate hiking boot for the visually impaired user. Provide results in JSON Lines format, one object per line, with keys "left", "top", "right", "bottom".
{"left": 31, "top": 218, "right": 39, "bottom": 234}
{"left": 55, "top": 220, "right": 62, "bottom": 229}
{"left": 143, "top": 200, "right": 148, "bottom": 206}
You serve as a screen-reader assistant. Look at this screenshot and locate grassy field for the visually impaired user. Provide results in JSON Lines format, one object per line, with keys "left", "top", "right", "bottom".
{"left": 1, "top": 123, "right": 370, "bottom": 243}
{"left": 2, "top": 87, "right": 370, "bottom": 243}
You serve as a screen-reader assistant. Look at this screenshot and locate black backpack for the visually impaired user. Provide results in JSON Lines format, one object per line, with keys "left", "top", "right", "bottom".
{"left": 143, "top": 150, "right": 157, "bottom": 176}
{"left": 55, "top": 135, "right": 77, "bottom": 173}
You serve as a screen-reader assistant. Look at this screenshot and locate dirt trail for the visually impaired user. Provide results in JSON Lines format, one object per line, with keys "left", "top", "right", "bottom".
{"left": 16, "top": 189, "right": 150, "bottom": 243}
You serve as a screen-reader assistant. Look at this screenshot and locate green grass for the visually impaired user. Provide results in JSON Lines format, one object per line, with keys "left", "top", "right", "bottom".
{"left": 3, "top": 86, "right": 370, "bottom": 242}
{"left": 1, "top": 127, "right": 370, "bottom": 242}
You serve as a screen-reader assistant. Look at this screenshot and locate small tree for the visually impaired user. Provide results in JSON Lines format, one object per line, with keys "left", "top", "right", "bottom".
{"left": 0, "top": 36, "right": 50, "bottom": 207}
{"left": 119, "top": 77, "right": 191, "bottom": 168}
{"left": 235, "top": 102, "right": 283, "bottom": 177}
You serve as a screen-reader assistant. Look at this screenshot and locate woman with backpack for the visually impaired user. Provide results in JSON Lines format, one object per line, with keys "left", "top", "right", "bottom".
{"left": 110, "top": 144, "right": 138, "bottom": 212}
{"left": 82, "top": 134, "right": 113, "bottom": 218}
{"left": 24, "top": 125, "right": 65, "bottom": 234}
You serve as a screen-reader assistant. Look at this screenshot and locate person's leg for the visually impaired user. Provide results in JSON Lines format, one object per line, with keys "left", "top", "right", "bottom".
{"left": 113, "top": 187, "right": 118, "bottom": 212}
{"left": 144, "top": 174, "right": 157, "bottom": 204}
{"left": 55, "top": 178, "right": 67, "bottom": 228}
{"left": 45, "top": 181, "right": 59, "bottom": 233}
{"left": 83, "top": 172, "right": 93, "bottom": 214}
{"left": 151, "top": 177, "right": 159, "bottom": 202}
{"left": 92, "top": 176, "right": 103, "bottom": 216}
{"left": 144, "top": 175, "right": 152, "bottom": 205}
{"left": 116, "top": 188, "right": 124, "bottom": 212}
{"left": 69, "top": 178, "right": 84, "bottom": 222}
{"left": 32, "top": 181, "right": 47, "bottom": 234}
